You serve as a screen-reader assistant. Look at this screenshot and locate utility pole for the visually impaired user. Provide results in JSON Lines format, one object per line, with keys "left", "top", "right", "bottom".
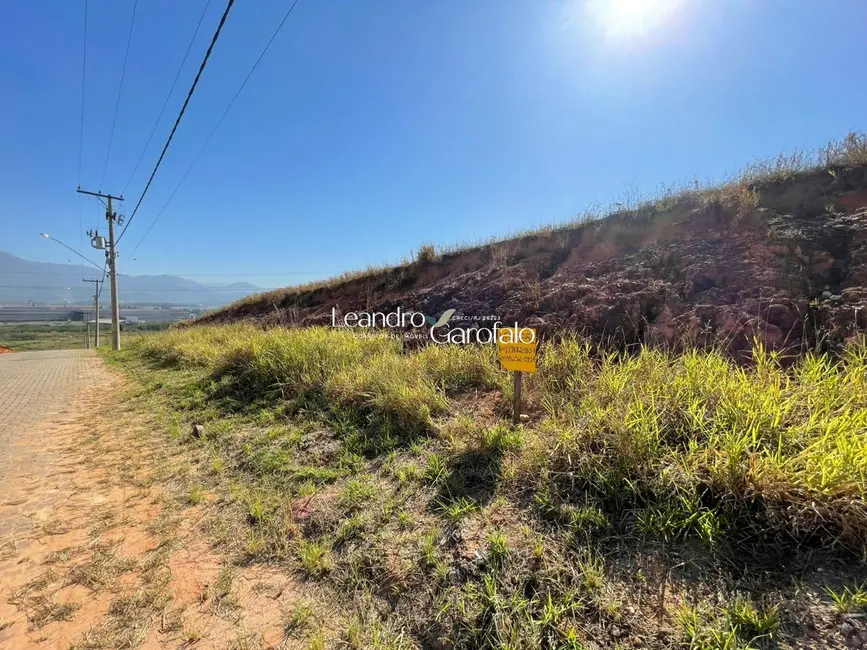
{"left": 82, "top": 278, "right": 102, "bottom": 348}
{"left": 78, "top": 188, "right": 123, "bottom": 351}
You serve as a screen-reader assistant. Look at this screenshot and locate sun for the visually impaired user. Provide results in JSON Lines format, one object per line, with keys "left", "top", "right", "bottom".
{"left": 584, "top": 0, "right": 684, "bottom": 41}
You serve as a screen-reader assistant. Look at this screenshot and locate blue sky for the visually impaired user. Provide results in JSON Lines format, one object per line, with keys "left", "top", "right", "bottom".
{"left": 1, "top": 0, "right": 865, "bottom": 289}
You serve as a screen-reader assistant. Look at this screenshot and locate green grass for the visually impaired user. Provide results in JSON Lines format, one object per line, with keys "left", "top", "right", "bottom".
{"left": 122, "top": 324, "right": 867, "bottom": 547}
{"left": 826, "top": 583, "right": 867, "bottom": 613}
{"left": 0, "top": 322, "right": 171, "bottom": 352}
{"left": 106, "top": 325, "right": 867, "bottom": 648}
{"left": 0, "top": 323, "right": 88, "bottom": 351}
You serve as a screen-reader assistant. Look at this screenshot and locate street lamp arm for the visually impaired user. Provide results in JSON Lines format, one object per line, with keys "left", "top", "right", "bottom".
{"left": 40, "top": 233, "right": 104, "bottom": 271}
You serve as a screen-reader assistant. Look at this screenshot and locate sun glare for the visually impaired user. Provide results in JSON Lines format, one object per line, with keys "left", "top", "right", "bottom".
{"left": 585, "top": 0, "right": 684, "bottom": 41}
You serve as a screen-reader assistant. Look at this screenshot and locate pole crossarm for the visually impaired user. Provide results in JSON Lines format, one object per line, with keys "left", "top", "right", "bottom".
{"left": 76, "top": 188, "right": 124, "bottom": 202}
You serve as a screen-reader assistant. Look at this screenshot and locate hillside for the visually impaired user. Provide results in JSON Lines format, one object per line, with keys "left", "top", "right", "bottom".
{"left": 0, "top": 251, "right": 261, "bottom": 306}
{"left": 110, "top": 137, "right": 867, "bottom": 650}
{"left": 197, "top": 141, "right": 867, "bottom": 359}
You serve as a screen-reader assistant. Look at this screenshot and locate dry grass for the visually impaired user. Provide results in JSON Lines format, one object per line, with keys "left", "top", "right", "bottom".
{"left": 67, "top": 542, "right": 137, "bottom": 591}
{"left": 196, "top": 131, "right": 867, "bottom": 323}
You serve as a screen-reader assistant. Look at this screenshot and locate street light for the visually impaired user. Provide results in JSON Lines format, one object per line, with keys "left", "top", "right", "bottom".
{"left": 39, "top": 233, "right": 103, "bottom": 271}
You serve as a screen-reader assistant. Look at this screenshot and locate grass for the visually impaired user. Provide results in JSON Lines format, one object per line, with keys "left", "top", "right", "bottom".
{"left": 0, "top": 321, "right": 171, "bottom": 352}
{"left": 827, "top": 583, "right": 867, "bottom": 613}
{"left": 105, "top": 317, "right": 867, "bottom": 648}
{"left": 30, "top": 600, "right": 81, "bottom": 629}
{"left": 66, "top": 543, "right": 137, "bottom": 590}
{"left": 677, "top": 598, "right": 780, "bottom": 649}
{"left": 0, "top": 322, "right": 88, "bottom": 351}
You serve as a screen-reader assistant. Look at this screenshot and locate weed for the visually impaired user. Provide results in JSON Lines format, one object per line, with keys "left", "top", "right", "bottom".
{"left": 576, "top": 550, "right": 605, "bottom": 595}
{"left": 424, "top": 453, "right": 448, "bottom": 485}
{"left": 478, "top": 423, "right": 524, "bottom": 455}
{"left": 488, "top": 530, "right": 509, "bottom": 566}
{"left": 182, "top": 625, "right": 203, "bottom": 644}
{"left": 187, "top": 485, "right": 206, "bottom": 505}
{"left": 395, "top": 462, "right": 421, "bottom": 484}
{"left": 336, "top": 513, "right": 368, "bottom": 544}
{"left": 827, "top": 584, "right": 867, "bottom": 613}
{"left": 397, "top": 510, "right": 413, "bottom": 529}
{"left": 307, "top": 629, "right": 326, "bottom": 650}
{"left": 420, "top": 530, "right": 440, "bottom": 567}
{"left": 438, "top": 496, "right": 479, "bottom": 523}
{"left": 416, "top": 244, "right": 438, "bottom": 264}
{"left": 298, "top": 539, "right": 332, "bottom": 577}
{"left": 341, "top": 476, "right": 378, "bottom": 509}
{"left": 282, "top": 603, "right": 313, "bottom": 637}
{"left": 725, "top": 597, "right": 780, "bottom": 640}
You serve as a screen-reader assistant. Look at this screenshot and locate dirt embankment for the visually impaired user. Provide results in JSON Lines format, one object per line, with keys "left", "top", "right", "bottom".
{"left": 196, "top": 165, "right": 867, "bottom": 359}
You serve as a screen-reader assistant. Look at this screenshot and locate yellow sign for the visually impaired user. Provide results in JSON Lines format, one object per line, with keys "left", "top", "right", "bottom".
{"left": 497, "top": 327, "right": 537, "bottom": 373}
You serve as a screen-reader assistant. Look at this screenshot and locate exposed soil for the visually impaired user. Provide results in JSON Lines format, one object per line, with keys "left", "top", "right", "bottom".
{"left": 196, "top": 165, "right": 867, "bottom": 360}
{"left": 0, "top": 369, "right": 319, "bottom": 649}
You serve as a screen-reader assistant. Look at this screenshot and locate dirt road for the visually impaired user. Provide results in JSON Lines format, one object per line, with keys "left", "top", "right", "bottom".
{"left": 0, "top": 351, "right": 315, "bottom": 649}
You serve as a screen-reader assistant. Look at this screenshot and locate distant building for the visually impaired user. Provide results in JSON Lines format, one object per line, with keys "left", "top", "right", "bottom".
{"left": 0, "top": 305, "right": 196, "bottom": 324}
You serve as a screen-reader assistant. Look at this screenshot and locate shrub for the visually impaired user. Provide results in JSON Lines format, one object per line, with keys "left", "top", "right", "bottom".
{"left": 416, "top": 244, "right": 437, "bottom": 264}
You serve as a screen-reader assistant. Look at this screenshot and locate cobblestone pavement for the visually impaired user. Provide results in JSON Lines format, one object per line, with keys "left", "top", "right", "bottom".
{"left": 0, "top": 350, "right": 310, "bottom": 649}
{"left": 0, "top": 350, "right": 107, "bottom": 538}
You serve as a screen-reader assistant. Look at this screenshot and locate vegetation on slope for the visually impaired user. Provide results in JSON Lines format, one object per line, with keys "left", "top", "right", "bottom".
{"left": 198, "top": 132, "right": 867, "bottom": 324}
{"left": 109, "top": 325, "right": 867, "bottom": 648}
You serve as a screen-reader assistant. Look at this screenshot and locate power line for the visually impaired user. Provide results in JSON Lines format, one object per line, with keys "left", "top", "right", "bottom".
{"left": 78, "top": 0, "right": 89, "bottom": 274}
{"left": 117, "top": 0, "right": 237, "bottom": 245}
{"left": 128, "top": 0, "right": 302, "bottom": 257}
{"left": 121, "top": 0, "right": 212, "bottom": 196}
{"left": 96, "top": 262, "right": 108, "bottom": 300}
{"left": 99, "top": 0, "right": 138, "bottom": 189}
{"left": 77, "top": 0, "right": 88, "bottom": 186}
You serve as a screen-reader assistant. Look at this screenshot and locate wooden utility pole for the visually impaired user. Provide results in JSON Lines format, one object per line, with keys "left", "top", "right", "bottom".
{"left": 512, "top": 371, "right": 523, "bottom": 425}
{"left": 82, "top": 277, "right": 102, "bottom": 348}
{"left": 77, "top": 188, "right": 123, "bottom": 350}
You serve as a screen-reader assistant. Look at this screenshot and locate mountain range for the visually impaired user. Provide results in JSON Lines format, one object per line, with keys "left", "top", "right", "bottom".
{"left": 0, "top": 251, "right": 262, "bottom": 306}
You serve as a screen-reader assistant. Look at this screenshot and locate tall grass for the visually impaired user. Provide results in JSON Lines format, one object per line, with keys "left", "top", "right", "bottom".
{"left": 137, "top": 325, "right": 497, "bottom": 447}
{"left": 531, "top": 337, "right": 867, "bottom": 546}
{"left": 133, "top": 325, "right": 867, "bottom": 546}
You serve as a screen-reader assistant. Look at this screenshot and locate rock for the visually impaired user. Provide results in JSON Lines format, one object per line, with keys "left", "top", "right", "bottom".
{"left": 611, "top": 626, "right": 627, "bottom": 638}
{"left": 823, "top": 291, "right": 833, "bottom": 299}
{"left": 842, "top": 287, "right": 864, "bottom": 303}
{"left": 840, "top": 620, "right": 856, "bottom": 638}
{"left": 518, "top": 414, "right": 530, "bottom": 424}
{"left": 766, "top": 303, "right": 798, "bottom": 330}
{"left": 191, "top": 424, "right": 204, "bottom": 438}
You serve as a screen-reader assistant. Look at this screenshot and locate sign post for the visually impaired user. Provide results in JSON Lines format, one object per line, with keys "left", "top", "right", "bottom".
{"left": 512, "top": 371, "right": 522, "bottom": 425}
{"left": 497, "top": 327, "right": 537, "bottom": 425}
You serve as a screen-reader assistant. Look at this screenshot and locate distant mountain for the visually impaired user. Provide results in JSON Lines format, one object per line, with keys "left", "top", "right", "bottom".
{"left": 0, "top": 251, "right": 262, "bottom": 306}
